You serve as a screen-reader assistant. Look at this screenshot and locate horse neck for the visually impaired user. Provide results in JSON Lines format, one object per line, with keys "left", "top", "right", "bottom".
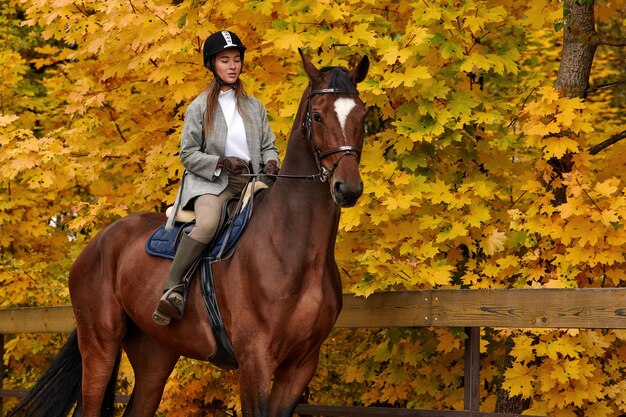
{"left": 279, "top": 88, "right": 319, "bottom": 179}
{"left": 266, "top": 90, "right": 341, "bottom": 240}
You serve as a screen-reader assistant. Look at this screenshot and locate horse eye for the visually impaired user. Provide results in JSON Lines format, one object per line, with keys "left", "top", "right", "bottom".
{"left": 313, "top": 113, "right": 323, "bottom": 123}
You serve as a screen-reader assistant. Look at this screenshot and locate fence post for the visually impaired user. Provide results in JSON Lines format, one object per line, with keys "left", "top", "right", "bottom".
{"left": 1, "top": 333, "right": 4, "bottom": 417}
{"left": 464, "top": 327, "right": 480, "bottom": 412}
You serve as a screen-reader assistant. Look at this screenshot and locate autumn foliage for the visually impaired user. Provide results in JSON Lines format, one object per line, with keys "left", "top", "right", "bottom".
{"left": 1, "top": 0, "right": 626, "bottom": 416}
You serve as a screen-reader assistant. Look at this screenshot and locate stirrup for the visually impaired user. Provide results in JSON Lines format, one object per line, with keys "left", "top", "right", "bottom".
{"left": 152, "top": 285, "right": 185, "bottom": 326}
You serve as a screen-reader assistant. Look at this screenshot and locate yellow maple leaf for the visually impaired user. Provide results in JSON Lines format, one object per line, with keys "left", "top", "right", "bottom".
{"left": 459, "top": 53, "right": 492, "bottom": 73}
{"left": 343, "top": 365, "right": 365, "bottom": 383}
{"left": 543, "top": 136, "right": 580, "bottom": 158}
{"left": 425, "top": 262, "right": 454, "bottom": 286}
{"left": 382, "top": 192, "right": 415, "bottom": 211}
{"left": 402, "top": 66, "right": 431, "bottom": 86}
{"left": 254, "top": 0, "right": 276, "bottom": 16}
{"left": 538, "top": 85, "right": 561, "bottom": 102}
{"left": 465, "top": 179, "right": 496, "bottom": 198}
{"left": 481, "top": 227, "right": 506, "bottom": 255}
{"left": 600, "top": 209, "right": 619, "bottom": 226}
{"left": 550, "top": 362, "right": 570, "bottom": 384}
{"left": 594, "top": 178, "right": 619, "bottom": 197}
{"left": 524, "top": 120, "right": 561, "bottom": 137}
{"left": 502, "top": 362, "right": 534, "bottom": 398}
{"left": 464, "top": 204, "right": 491, "bottom": 227}
{"left": 34, "top": 44, "right": 60, "bottom": 55}
{"left": 218, "top": 1, "right": 239, "bottom": 18}
{"left": 416, "top": 241, "right": 439, "bottom": 260}
{"left": 0, "top": 114, "right": 19, "bottom": 127}
{"left": 585, "top": 401, "right": 614, "bottom": 417}
{"left": 562, "top": 388, "right": 586, "bottom": 407}
{"left": 436, "top": 329, "right": 461, "bottom": 353}
{"left": 86, "top": 37, "right": 105, "bottom": 54}
{"left": 393, "top": 133, "right": 415, "bottom": 153}
{"left": 497, "top": 255, "right": 519, "bottom": 270}
{"left": 564, "top": 358, "right": 584, "bottom": 380}
{"left": 320, "top": 2, "right": 348, "bottom": 20}
{"left": 427, "top": 179, "right": 454, "bottom": 204}
{"left": 29, "top": 169, "right": 56, "bottom": 189}
{"left": 524, "top": 1, "right": 549, "bottom": 29}
{"left": 577, "top": 225, "right": 604, "bottom": 247}
{"left": 510, "top": 334, "right": 535, "bottom": 362}
{"left": 348, "top": 23, "right": 374, "bottom": 46}
{"left": 557, "top": 198, "right": 584, "bottom": 219}
{"left": 383, "top": 71, "right": 406, "bottom": 88}
{"left": 373, "top": 341, "right": 391, "bottom": 362}
{"left": 340, "top": 207, "right": 363, "bottom": 232}
{"left": 378, "top": 39, "right": 413, "bottom": 65}
{"left": 265, "top": 28, "right": 305, "bottom": 51}
{"left": 542, "top": 338, "right": 584, "bottom": 360}
{"left": 436, "top": 221, "right": 468, "bottom": 243}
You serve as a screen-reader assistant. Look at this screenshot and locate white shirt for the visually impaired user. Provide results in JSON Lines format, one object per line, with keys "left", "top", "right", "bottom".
{"left": 219, "top": 89, "right": 250, "bottom": 162}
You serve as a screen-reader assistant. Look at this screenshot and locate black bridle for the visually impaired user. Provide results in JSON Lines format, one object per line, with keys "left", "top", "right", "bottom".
{"left": 241, "top": 87, "right": 363, "bottom": 182}
{"left": 304, "top": 88, "right": 362, "bottom": 182}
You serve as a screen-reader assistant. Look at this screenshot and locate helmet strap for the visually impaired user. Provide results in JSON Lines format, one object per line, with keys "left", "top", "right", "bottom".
{"left": 208, "top": 57, "right": 237, "bottom": 89}
{"left": 211, "top": 71, "right": 237, "bottom": 89}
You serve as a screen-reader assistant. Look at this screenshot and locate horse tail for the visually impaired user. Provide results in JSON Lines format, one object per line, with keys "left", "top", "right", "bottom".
{"left": 7, "top": 329, "right": 122, "bottom": 417}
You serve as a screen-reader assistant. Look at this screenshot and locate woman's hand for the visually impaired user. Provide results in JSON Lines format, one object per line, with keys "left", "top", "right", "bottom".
{"left": 218, "top": 156, "right": 249, "bottom": 175}
{"left": 262, "top": 160, "right": 279, "bottom": 175}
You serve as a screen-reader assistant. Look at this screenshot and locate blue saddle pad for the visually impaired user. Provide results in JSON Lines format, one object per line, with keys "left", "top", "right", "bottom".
{"left": 146, "top": 201, "right": 253, "bottom": 261}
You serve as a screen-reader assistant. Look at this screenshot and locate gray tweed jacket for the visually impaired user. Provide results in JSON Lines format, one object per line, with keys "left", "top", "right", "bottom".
{"left": 165, "top": 90, "right": 279, "bottom": 231}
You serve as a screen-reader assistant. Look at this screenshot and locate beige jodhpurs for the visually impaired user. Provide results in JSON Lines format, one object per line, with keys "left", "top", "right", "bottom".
{"left": 188, "top": 175, "right": 247, "bottom": 244}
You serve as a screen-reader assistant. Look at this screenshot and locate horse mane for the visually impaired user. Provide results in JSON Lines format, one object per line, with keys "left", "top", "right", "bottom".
{"left": 320, "top": 66, "right": 354, "bottom": 90}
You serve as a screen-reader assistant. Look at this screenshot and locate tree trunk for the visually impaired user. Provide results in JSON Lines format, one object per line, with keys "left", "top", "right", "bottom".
{"left": 494, "top": 336, "right": 531, "bottom": 414}
{"left": 555, "top": 0, "right": 598, "bottom": 99}
{"left": 549, "top": 0, "right": 598, "bottom": 205}
{"left": 495, "top": 2, "right": 599, "bottom": 414}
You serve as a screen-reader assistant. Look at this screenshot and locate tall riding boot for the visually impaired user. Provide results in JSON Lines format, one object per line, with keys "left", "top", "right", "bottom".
{"left": 152, "top": 233, "right": 207, "bottom": 326}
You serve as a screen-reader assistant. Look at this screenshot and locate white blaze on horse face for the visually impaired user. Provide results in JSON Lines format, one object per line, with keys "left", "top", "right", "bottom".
{"left": 334, "top": 98, "right": 357, "bottom": 137}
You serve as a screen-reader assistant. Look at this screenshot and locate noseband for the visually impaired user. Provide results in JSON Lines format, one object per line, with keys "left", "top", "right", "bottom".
{"left": 304, "top": 88, "right": 362, "bottom": 182}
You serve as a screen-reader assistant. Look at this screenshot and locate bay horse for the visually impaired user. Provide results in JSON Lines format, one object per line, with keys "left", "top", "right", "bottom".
{"left": 9, "top": 49, "right": 369, "bottom": 417}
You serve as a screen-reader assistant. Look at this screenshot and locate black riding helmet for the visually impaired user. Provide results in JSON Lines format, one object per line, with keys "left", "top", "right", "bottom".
{"left": 203, "top": 30, "right": 246, "bottom": 73}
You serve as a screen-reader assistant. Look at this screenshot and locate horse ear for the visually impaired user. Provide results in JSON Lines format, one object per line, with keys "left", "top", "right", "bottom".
{"left": 348, "top": 55, "right": 369, "bottom": 84}
{"left": 298, "top": 48, "right": 322, "bottom": 85}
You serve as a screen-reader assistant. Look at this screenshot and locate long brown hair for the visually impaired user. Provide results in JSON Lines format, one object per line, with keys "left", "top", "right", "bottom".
{"left": 203, "top": 78, "right": 249, "bottom": 136}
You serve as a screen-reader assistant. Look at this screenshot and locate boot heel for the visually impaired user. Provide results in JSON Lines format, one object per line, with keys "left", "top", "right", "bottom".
{"left": 152, "top": 310, "right": 171, "bottom": 326}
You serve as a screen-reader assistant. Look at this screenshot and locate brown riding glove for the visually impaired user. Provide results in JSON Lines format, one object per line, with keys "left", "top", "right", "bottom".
{"left": 218, "top": 156, "right": 249, "bottom": 175}
{"left": 262, "top": 160, "right": 279, "bottom": 176}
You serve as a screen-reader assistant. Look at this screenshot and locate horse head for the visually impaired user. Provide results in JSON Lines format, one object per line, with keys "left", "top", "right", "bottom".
{"left": 299, "top": 50, "right": 369, "bottom": 207}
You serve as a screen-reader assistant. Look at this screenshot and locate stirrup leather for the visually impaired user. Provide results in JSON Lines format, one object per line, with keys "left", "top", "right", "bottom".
{"left": 152, "top": 285, "right": 186, "bottom": 326}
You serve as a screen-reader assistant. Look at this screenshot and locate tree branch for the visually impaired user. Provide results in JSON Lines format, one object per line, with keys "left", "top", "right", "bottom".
{"left": 142, "top": 2, "right": 168, "bottom": 26}
{"left": 589, "top": 130, "right": 626, "bottom": 155}
{"left": 593, "top": 34, "right": 626, "bottom": 47}
{"left": 128, "top": 0, "right": 138, "bottom": 14}
{"left": 72, "top": 3, "right": 102, "bottom": 27}
{"left": 104, "top": 104, "right": 127, "bottom": 143}
{"left": 587, "top": 80, "right": 626, "bottom": 94}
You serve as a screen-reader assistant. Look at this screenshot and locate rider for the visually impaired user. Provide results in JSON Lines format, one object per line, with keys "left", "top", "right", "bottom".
{"left": 153, "top": 30, "right": 280, "bottom": 326}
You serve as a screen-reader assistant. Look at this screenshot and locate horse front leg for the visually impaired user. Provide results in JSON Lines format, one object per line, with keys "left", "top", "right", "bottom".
{"left": 238, "top": 353, "right": 275, "bottom": 417}
{"left": 268, "top": 349, "right": 320, "bottom": 417}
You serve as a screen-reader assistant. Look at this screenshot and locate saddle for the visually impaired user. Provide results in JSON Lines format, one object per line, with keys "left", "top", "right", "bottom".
{"left": 145, "top": 181, "right": 268, "bottom": 369}
{"left": 146, "top": 181, "right": 268, "bottom": 261}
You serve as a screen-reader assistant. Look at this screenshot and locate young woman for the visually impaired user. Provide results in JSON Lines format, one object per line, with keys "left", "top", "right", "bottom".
{"left": 153, "top": 30, "right": 280, "bottom": 326}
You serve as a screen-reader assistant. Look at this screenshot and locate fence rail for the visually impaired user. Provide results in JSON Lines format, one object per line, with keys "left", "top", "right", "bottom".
{"left": 2, "top": 288, "right": 626, "bottom": 417}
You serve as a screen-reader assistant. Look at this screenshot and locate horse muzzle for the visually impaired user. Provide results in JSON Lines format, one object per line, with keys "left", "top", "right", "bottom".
{"left": 331, "top": 178, "right": 363, "bottom": 207}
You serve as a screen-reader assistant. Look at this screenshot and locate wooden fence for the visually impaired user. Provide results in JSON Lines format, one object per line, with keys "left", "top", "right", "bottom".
{"left": 2, "top": 288, "right": 626, "bottom": 417}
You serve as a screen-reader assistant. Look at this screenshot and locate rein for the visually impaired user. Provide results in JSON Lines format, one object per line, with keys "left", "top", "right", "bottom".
{"left": 241, "top": 87, "right": 361, "bottom": 182}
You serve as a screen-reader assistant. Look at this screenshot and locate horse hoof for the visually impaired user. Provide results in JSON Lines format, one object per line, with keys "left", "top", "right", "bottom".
{"left": 152, "top": 310, "right": 171, "bottom": 326}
